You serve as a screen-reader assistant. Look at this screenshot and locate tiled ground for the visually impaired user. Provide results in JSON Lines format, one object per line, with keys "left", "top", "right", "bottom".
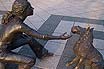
{"left": 0, "top": 0, "right": 104, "bottom": 69}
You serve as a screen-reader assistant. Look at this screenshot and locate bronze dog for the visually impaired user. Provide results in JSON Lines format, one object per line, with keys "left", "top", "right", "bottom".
{"left": 66, "top": 25, "right": 104, "bottom": 69}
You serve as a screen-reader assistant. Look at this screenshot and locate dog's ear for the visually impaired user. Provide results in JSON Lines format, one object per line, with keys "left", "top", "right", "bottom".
{"left": 85, "top": 24, "right": 90, "bottom": 31}
{"left": 86, "top": 24, "right": 90, "bottom": 30}
{"left": 77, "top": 25, "right": 82, "bottom": 30}
{"left": 91, "top": 28, "right": 94, "bottom": 30}
{"left": 91, "top": 28, "right": 94, "bottom": 32}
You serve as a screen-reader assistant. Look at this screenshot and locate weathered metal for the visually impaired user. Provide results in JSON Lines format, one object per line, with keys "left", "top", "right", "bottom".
{"left": 0, "top": 0, "right": 71, "bottom": 69}
{"left": 66, "top": 26, "right": 104, "bottom": 69}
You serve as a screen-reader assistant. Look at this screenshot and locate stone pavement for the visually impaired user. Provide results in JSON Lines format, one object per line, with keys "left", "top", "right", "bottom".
{"left": 0, "top": 0, "right": 104, "bottom": 69}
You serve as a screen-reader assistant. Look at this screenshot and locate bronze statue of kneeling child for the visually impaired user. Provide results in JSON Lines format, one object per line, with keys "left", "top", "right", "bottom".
{"left": 0, "top": 0, "right": 72, "bottom": 69}
{"left": 66, "top": 25, "right": 104, "bottom": 69}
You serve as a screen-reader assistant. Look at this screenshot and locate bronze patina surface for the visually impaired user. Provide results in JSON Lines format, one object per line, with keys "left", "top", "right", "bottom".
{"left": 0, "top": 0, "right": 71, "bottom": 69}
{"left": 66, "top": 26, "right": 104, "bottom": 69}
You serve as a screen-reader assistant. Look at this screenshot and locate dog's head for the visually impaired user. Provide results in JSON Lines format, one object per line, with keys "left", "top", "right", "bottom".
{"left": 71, "top": 26, "right": 94, "bottom": 35}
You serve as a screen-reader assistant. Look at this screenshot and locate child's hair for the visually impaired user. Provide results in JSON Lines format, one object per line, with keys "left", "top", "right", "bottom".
{"left": 1, "top": 11, "right": 15, "bottom": 24}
